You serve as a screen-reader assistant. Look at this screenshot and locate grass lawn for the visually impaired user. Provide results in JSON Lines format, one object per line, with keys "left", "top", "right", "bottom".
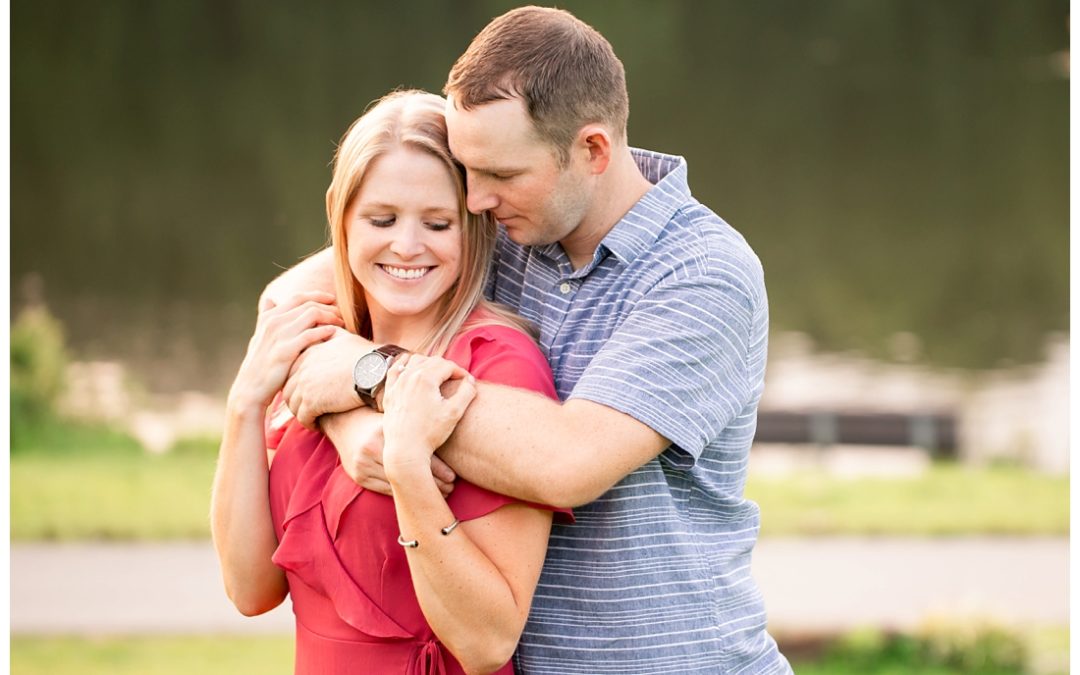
{"left": 746, "top": 464, "right": 1069, "bottom": 537}
{"left": 11, "top": 636, "right": 294, "bottom": 675}
{"left": 10, "top": 418, "right": 1069, "bottom": 540}
{"left": 11, "top": 420, "right": 219, "bottom": 540}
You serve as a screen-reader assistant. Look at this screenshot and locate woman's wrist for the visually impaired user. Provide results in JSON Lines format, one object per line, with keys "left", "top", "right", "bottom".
{"left": 225, "top": 389, "right": 270, "bottom": 420}
{"left": 384, "top": 443, "right": 438, "bottom": 485}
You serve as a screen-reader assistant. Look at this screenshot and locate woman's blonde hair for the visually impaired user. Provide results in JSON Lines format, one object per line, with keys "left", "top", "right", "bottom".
{"left": 326, "top": 89, "right": 533, "bottom": 356}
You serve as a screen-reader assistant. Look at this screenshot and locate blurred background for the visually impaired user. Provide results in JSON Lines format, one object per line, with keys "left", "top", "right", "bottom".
{"left": 10, "top": 1, "right": 1069, "bottom": 673}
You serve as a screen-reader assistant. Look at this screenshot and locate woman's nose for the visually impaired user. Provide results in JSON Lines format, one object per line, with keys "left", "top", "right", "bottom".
{"left": 389, "top": 223, "right": 425, "bottom": 258}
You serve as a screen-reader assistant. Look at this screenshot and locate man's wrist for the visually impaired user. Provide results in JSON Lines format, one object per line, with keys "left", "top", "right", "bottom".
{"left": 353, "top": 344, "right": 408, "bottom": 411}
{"left": 319, "top": 410, "right": 345, "bottom": 441}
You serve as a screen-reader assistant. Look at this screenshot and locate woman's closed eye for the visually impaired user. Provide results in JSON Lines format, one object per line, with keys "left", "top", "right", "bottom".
{"left": 366, "top": 217, "right": 452, "bottom": 230}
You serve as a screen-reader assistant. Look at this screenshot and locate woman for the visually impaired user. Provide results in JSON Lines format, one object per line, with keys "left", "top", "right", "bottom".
{"left": 210, "top": 90, "right": 568, "bottom": 674}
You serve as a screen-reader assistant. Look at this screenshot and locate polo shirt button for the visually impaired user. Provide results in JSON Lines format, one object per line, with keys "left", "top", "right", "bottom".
{"left": 559, "top": 282, "right": 572, "bottom": 294}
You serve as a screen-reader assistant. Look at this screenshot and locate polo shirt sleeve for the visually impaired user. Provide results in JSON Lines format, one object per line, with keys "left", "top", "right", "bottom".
{"left": 567, "top": 268, "right": 759, "bottom": 466}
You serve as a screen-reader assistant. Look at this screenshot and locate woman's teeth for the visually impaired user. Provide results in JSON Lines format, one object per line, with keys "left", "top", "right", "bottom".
{"left": 382, "top": 265, "right": 430, "bottom": 280}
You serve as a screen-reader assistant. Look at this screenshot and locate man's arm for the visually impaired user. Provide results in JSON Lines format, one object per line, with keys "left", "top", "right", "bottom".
{"left": 438, "top": 265, "right": 755, "bottom": 507}
{"left": 260, "top": 248, "right": 337, "bottom": 312}
{"left": 438, "top": 385, "right": 670, "bottom": 508}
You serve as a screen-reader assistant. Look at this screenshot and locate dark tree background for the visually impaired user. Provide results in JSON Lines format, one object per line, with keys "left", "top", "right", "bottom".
{"left": 12, "top": 0, "right": 1069, "bottom": 391}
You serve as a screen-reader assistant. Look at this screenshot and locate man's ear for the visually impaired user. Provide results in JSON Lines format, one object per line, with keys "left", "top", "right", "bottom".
{"left": 577, "top": 125, "right": 612, "bottom": 175}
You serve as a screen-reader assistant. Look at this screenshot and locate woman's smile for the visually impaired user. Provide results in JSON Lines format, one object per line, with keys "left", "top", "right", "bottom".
{"left": 379, "top": 264, "right": 434, "bottom": 281}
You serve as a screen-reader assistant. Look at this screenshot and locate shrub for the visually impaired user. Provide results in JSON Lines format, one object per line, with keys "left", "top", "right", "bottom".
{"left": 11, "top": 305, "right": 69, "bottom": 444}
{"left": 821, "top": 622, "right": 1027, "bottom": 673}
{"left": 919, "top": 620, "right": 1026, "bottom": 672}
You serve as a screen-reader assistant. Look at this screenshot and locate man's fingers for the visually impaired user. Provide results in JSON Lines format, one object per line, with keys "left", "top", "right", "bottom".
{"left": 359, "top": 478, "right": 394, "bottom": 497}
{"left": 445, "top": 376, "right": 477, "bottom": 415}
{"left": 282, "top": 375, "right": 299, "bottom": 411}
{"left": 296, "top": 403, "right": 319, "bottom": 430}
{"left": 431, "top": 455, "right": 457, "bottom": 484}
{"left": 434, "top": 477, "right": 455, "bottom": 497}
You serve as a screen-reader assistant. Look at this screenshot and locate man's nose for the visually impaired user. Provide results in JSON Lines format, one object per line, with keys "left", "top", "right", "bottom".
{"left": 466, "top": 178, "right": 499, "bottom": 214}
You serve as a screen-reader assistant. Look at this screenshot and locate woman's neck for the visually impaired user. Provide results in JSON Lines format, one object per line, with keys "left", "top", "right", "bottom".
{"left": 366, "top": 305, "right": 439, "bottom": 352}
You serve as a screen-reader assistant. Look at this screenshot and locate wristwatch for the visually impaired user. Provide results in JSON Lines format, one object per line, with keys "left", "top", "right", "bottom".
{"left": 353, "top": 344, "right": 408, "bottom": 412}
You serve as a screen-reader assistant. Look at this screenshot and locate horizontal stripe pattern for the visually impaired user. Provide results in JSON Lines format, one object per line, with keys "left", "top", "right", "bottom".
{"left": 491, "top": 149, "right": 789, "bottom": 673}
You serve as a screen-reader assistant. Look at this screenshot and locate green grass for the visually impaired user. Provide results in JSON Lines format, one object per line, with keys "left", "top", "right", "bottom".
{"left": 10, "top": 418, "right": 1070, "bottom": 540}
{"left": 11, "top": 419, "right": 220, "bottom": 540}
{"left": 747, "top": 464, "right": 1069, "bottom": 537}
{"left": 11, "top": 636, "right": 293, "bottom": 675}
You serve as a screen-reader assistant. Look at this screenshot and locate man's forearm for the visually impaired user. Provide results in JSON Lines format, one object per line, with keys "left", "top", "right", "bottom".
{"left": 260, "top": 248, "right": 336, "bottom": 311}
{"left": 438, "top": 383, "right": 668, "bottom": 508}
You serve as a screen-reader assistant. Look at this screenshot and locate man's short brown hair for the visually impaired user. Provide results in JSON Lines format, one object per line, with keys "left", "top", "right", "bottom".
{"left": 444, "top": 6, "right": 629, "bottom": 165}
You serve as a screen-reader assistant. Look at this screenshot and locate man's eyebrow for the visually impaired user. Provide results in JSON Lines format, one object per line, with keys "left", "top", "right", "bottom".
{"left": 469, "top": 166, "right": 522, "bottom": 176}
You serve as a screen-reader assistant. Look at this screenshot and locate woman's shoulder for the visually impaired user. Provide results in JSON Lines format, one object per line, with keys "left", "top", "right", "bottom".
{"left": 447, "top": 306, "right": 539, "bottom": 358}
{"left": 449, "top": 478, "right": 574, "bottom": 525}
{"left": 446, "top": 309, "right": 556, "bottom": 398}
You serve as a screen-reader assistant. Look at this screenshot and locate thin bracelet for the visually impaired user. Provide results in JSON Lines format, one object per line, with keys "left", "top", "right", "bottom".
{"left": 398, "top": 519, "right": 461, "bottom": 548}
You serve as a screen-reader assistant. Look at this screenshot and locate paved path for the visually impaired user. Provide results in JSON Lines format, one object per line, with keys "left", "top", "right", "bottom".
{"left": 12, "top": 537, "right": 1067, "bottom": 635}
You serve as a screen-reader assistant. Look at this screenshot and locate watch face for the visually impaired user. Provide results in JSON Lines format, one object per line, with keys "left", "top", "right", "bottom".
{"left": 353, "top": 351, "right": 389, "bottom": 391}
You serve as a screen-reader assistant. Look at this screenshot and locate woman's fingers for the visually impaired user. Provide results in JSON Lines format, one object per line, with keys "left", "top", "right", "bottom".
{"left": 261, "top": 301, "right": 344, "bottom": 346}
{"left": 383, "top": 353, "right": 409, "bottom": 393}
{"left": 286, "top": 304, "right": 345, "bottom": 334}
{"left": 384, "top": 355, "right": 477, "bottom": 422}
{"left": 233, "top": 293, "right": 343, "bottom": 410}
{"left": 287, "top": 324, "right": 339, "bottom": 356}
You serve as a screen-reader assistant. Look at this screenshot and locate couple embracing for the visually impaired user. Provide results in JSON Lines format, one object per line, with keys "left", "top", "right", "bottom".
{"left": 211, "top": 6, "right": 791, "bottom": 674}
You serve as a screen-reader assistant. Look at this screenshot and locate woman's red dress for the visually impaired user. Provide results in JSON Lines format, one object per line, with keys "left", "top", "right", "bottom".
{"left": 266, "top": 323, "right": 566, "bottom": 674}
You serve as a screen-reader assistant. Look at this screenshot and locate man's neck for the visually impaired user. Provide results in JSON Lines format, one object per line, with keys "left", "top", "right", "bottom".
{"left": 561, "top": 147, "right": 653, "bottom": 269}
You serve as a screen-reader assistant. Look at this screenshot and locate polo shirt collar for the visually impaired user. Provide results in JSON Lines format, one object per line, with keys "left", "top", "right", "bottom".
{"left": 534, "top": 148, "right": 691, "bottom": 271}
{"left": 599, "top": 149, "right": 690, "bottom": 265}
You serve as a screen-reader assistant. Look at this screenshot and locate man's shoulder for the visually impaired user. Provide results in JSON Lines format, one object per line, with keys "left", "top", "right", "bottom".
{"left": 630, "top": 147, "right": 761, "bottom": 272}
{"left": 648, "top": 202, "right": 765, "bottom": 294}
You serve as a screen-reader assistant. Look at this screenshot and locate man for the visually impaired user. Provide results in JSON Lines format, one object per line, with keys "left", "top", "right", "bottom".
{"left": 269, "top": 6, "right": 791, "bottom": 673}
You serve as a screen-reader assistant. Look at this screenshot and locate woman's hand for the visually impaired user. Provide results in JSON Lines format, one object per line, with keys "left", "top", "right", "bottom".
{"left": 228, "top": 291, "right": 344, "bottom": 412}
{"left": 381, "top": 354, "right": 476, "bottom": 475}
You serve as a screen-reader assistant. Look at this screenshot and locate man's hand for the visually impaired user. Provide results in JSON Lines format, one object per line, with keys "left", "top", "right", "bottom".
{"left": 283, "top": 328, "right": 369, "bottom": 427}
{"left": 322, "top": 407, "right": 457, "bottom": 497}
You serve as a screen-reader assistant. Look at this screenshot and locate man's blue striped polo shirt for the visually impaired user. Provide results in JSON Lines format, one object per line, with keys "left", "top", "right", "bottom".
{"left": 488, "top": 149, "right": 791, "bottom": 674}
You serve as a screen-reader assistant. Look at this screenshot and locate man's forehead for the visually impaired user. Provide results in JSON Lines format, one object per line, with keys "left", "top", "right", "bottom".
{"left": 442, "top": 99, "right": 552, "bottom": 173}
{"left": 444, "top": 96, "right": 533, "bottom": 143}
